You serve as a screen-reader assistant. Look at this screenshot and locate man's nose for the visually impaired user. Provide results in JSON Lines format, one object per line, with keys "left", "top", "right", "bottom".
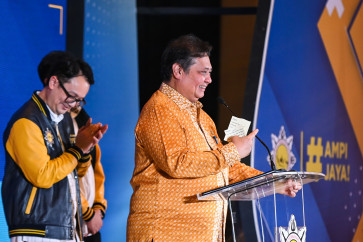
{"left": 205, "top": 75, "right": 212, "bottom": 83}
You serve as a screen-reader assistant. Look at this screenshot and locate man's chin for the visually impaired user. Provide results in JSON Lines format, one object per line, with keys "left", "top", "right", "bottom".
{"left": 61, "top": 104, "right": 71, "bottom": 113}
{"left": 57, "top": 110, "right": 67, "bottom": 115}
{"left": 57, "top": 107, "right": 69, "bottom": 115}
{"left": 196, "top": 93, "right": 205, "bottom": 100}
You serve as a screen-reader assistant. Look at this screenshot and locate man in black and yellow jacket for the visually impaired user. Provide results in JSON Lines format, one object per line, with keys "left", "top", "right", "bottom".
{"left": 2, "top": 51, "right": 108, "bottom": 241}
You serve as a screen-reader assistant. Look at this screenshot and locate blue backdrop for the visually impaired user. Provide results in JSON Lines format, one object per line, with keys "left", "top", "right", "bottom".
{"left": 82, "top": 0, "right": 139, "bottom": 240}
{"left": 252, "top": 0, "right": 363, "bottom": 241}
{"left": 0, "top": 1, "right": 67, "bottom": 240}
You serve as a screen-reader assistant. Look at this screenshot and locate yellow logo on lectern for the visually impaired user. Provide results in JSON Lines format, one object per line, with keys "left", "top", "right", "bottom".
{"left": 270, "top": 126, "right": 296, "bottom": 170}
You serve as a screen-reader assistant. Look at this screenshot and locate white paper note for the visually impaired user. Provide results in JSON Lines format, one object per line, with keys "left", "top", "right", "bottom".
{"left": 224, "top": 116, "right": 251, "bottom": 141}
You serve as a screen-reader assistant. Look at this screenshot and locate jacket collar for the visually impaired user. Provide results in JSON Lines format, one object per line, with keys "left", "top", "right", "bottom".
{"left": 32, "top": 91, "right": 50, "bottom": 119}
{"left": 31, "top": 91, "right": 64, "bottom": 124}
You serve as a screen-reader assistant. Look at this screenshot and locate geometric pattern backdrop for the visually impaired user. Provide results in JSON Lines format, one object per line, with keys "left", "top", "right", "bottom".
{"left": 252, "top": 0, "right": 363, "bottom": 241}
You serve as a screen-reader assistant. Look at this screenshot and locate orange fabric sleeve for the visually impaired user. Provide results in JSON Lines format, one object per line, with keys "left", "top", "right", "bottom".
{"left": 136, "top": 101, "right": 240, "bottom": 179}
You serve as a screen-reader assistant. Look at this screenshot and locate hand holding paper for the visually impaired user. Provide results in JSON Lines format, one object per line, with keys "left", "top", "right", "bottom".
{"left": 229, "top": 129, "right": 259, "bottom": 158}
{"left": 224, "top": 116, "right": 251, "bottom": 141}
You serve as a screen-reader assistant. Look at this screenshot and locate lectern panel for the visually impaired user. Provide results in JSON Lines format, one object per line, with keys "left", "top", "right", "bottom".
{"left": 197, "top": 171, "right": 325, "bottom": 201}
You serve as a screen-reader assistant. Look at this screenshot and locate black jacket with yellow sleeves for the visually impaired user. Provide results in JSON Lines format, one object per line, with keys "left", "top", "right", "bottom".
{"left": 2, "top": 92, "right": 90, "bottom": 240}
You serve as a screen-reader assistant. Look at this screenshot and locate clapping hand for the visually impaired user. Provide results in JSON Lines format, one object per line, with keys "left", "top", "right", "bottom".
{"left": 76, "top": 118, "right": 108, "bottom": 153}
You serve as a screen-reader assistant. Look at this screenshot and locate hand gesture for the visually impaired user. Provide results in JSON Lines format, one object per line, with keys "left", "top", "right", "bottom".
{"left": 76, "top": 118, "right": 108, "bottom": 153}
{"left": 280, "top": 179, "right": 302, "bottom": 197}
{"left": 230, "top": 129, "right": 259, "bottom": 159}
{"left": 86, "top": 209, "right": 103, "bottom": 235}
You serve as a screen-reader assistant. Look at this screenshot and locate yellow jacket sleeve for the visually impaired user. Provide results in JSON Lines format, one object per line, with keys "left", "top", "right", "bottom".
{"left": 81, "top": 145, "right": 107, "bottom": 221}
{"left": 81, "top": 192, "right": 93, "bottom": 221}
{"left": 6, "top": 118, "right": 78, "bottom": 188}
{"left": 77, "top": 154, "right": 92, "bottom": 177}
{"left": 92, "top": 145, "right": 107, "bottom": 215}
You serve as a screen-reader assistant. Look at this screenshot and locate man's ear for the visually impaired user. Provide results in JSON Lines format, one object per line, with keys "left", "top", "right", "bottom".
{"left": 48, "top": 76, "right": 57, "bottom": 89}
{"left": 172, "top": 63, "right": 183, "bottom": 79}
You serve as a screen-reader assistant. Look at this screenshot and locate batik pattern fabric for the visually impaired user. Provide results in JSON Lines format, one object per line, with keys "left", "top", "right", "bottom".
{"left": 127, "top": 83, "right": 262, "bottom": 242}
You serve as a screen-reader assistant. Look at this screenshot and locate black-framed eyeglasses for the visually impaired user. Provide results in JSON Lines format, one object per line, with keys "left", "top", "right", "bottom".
{"left": 57, "top": 78, "right": 86, "bottom": 107}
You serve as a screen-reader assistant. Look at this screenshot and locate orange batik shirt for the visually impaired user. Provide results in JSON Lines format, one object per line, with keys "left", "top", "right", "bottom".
{"left": 127, "top": 83, "right": 262, "bottom": 242}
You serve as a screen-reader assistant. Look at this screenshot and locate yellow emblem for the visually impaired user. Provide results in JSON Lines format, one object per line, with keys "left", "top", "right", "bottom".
{"left": 44, "top": 128, "right": 54, "bottom": 147}
{"left": 70, "top": 134, "right": 76, "bottom": 145}
{"left": 270, "top": 126, "right": 296, "bottom": 170}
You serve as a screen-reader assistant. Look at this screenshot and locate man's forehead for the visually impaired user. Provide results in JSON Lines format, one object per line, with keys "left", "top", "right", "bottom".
{"left": 193, "top": 57, "right": 212, "bottom": 68}
{"left": 63, "top": 76, "right": 89, "bottom": 96}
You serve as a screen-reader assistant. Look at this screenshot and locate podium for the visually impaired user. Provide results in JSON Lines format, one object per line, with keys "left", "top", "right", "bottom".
{"left": 197, "top": 170, "right": 325, "bottom": 242}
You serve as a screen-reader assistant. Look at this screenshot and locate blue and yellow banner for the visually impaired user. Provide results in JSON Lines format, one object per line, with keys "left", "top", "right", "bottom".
{"left": 252, "top": 0, "right": 363, "bottom": 241}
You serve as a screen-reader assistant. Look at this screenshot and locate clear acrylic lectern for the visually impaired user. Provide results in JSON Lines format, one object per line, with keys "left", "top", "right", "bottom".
{"left": 197, "top": 170, "right": 325, "bottom": 242}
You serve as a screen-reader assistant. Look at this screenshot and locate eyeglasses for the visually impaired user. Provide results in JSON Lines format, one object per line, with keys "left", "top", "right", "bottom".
{"left": 57, "top": 78, "right": 86, "bottom": 107}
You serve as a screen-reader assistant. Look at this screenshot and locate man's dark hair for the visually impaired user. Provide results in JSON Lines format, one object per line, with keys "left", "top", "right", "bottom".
{"left": 161, "top": 34, "right": 212, "bottom": 82}
{"left": 38, "top": 51, "right": 95, "bottom": 86}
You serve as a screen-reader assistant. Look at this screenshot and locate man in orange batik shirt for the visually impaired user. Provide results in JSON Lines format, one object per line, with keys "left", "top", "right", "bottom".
{"left": 127, "top": 34, "right": 299, "bottom": 242}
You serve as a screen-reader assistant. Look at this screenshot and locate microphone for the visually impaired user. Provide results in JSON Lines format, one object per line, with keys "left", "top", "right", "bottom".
{"left": 217, "top": 96, "right": 238, "bottom": 116}
{"left": 217, "top": 96, "right": 276, "bottom": 171}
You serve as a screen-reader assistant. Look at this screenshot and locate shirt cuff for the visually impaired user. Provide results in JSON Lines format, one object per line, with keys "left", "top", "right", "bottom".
{"left": 83, "top": 207, "right": 95, "bottom": 221}
{"left": 66, "top": 146, "right": 84, "bottom": 161}
{"left": 80, "top": 153, "right": 91, "bottom": 163}
{"left": 66, "top": 146, "right": 91, "bottom": 163}
{"left": 93, "top": 203, "right": 106, "bottom": 219}
{"left": 221, "top": 142, "right": 241, "bottom": 166}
